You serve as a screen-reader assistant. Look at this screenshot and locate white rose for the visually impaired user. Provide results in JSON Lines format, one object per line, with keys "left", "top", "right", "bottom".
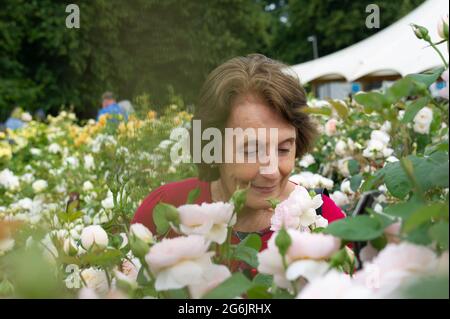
{"left": 380, "top": 121, "right": 392, "bottom": 133}
{"left": 101, "top": 191, "right": 114, "bottom": 210}
{"left": 80, "top": 225, "right": 109, "bottom": 251}
{"left": 297, "top": 270, "right": 373, "bottom": 299}
{"left": 299, "top": 154, "right": 315, "bottom": 168}
{"left": 258, "top": 230, "right": 340, "bottom": 289}
{"left": 84, "top": 154, "right": 95, "bottom": 171}
{"left": 145, "top": 235, "right": 213, "bottom": 291}
{"left": 0, "top": 169, "right": 20, "bottom": 191}
{"left": 30, "top": 148, "right": 42, "bottom": 156}
{"left": 83, "top": 181, "right": 94, "bottom": 191}
{"left": 178, "top": 202, "right": 235, "bottom": 244}
{"left": 413, "top": 107, "right": 433, "bottom": 126}
{"left": 330, "top": 191, "right": 350, "bottom": 208}
{"left": 32, "top": 179, "right": 48, "bottom": 193}
{"left": 64, "top": 156, "right": 79, "bottom": 168}
{"left": 337, "top": 158, "right": 350, "bottom": 177}
{"left": 354, "top": 242, "right": 439, "bottom": 297}
{"left": 21, "top": 112, "right": 32, "bottom": 122}
{"left": 340, "top": 180, "right": 354, "bottom": 194}
{"left": 130, "top": 223, "right": 154, "bottom": 244}
{"left": 48, "top": 143, "right": 61, "bottom": 154}
{"left": 80, "top": 268, "right": 109, "bottom": 296}
{"left": 370, "top": 130, "right": 390, "bottom": 147}
{"left": 413, "top": 122, "right": 431, "bottom": 135}
{"left": 335, "top": 140, "right": 348, "bottom": 157}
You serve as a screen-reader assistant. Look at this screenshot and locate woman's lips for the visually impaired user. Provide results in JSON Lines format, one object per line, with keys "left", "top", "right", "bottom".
{"left": 251, "top": 184, "right": 277, "bottom": 194}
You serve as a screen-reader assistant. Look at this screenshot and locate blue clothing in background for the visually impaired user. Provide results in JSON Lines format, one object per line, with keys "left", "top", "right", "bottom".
{"left": 97, "top": 103, "right": 128, "bottom": 121}
{"left": 5, "top": 118, "right": 25, "bottom": 130}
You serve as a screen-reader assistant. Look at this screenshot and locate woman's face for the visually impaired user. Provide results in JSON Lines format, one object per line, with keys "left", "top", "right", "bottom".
{"left": 218, "top": 93, "right": 297, "bottom": 210}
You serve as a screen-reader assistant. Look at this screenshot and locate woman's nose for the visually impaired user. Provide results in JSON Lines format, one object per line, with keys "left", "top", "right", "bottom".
{"left": 258, "top": 152, "right": 280, "bottom": 179}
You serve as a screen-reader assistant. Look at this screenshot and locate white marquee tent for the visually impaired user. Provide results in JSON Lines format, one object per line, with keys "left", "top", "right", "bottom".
{"left": 289, "top": 0, "right": 449, "bottom": 85}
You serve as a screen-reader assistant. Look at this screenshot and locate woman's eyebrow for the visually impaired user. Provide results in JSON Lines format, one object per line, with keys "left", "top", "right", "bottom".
{"left": 279, "top": 137, "right": 296, "bottom": 145}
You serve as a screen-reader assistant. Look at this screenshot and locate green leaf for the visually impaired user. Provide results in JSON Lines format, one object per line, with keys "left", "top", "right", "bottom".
{"left": 167, "top": 288, "right": 189, "bottom": 299}
{"left": 380, "top": 162, "right": 411, "bottom": 199}
{"left": 272, "top": 288, "right": 295, "bottom": 299}
{"left": 234, "top": 246, "right": 259, "bottom": 268}
{"left": 350, "top": 174, "right": 363, "bottom": 192}
{"left": 370, "top": 234, "right": 388, "bottom": 250}
{"left": 429, "top": 221, "right": 449, "bottom": 250}
{"left": 401, "top": 274, "right": 449, "bottom": 299}
{"left": 324, "top": 215, "right": 384, "bottom": 241}
{"left": 137, "top": 265, "right": 151, "bottom": 286}
{"left": 186, "top": 187, "right": 201, "bottom": 204}
{"left": 328, "top": 99, "right": 348, "bottom": 119}
{"left": 348, "top": 160, "right": 360, "bottom": 176}
{"left": 401, "top": 97, "right": 430, "bottom": 123}
{"left": 246, "top": 285, "right": 272, "bottom": 299}
{"left": 238, "top": 233, "right": 262, "bottom": 251}
{"left": 384, "top": 199, "right": 424, "bottom": 220}
{"left": 252, "top": 274, "right": 273, "bottom": 287}
{"left": 202, "top": 273, "right": 252, "bottom": 299}
{"left": 354, "top": 92, "right": 386, "bottom": 113}
{"left": 267, "top": 198, "right": 281, "bottom": 209}
{"left": 406, "top": 223, "right": 433, "bottom": 245}
{"left": 425, "top": 141, "right": 449, "bottom": 156}
{"left": 80, "top": 248, "right": 123, "bottom": 267}
{"left": 360, "top": 172, "right": 384, "bottom": 192}
{"left": 403, "top": 203, "right": 448, "bottom": 233}
{"left": 153, "top": 202, "right": 179, "bottom": 235}
{"left": 301, "top": 107, "right": 332, "bottom": 116}
{"left": 386, "top": 77, "right": 415, "bottom": 103}
{"left": 406, "top": 67, "right": 445, "bottom": 87}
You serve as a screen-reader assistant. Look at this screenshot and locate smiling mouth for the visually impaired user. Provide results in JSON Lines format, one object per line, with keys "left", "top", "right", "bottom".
{"left": 251, "top": 184, "right": 277, "bottom": 194}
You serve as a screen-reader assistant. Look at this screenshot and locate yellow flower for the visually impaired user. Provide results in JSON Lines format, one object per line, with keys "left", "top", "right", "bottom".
{"left": 0, "top": 142, "right": 12, "bottom": 160}
{"left": 147, "top": 110, "right": 157, "bottom": 121}
{"left": 98, "top": 114, "right": 108, "bottom": 127}
{"left": 75, "top": 132, "right": 90, "bottom": 147}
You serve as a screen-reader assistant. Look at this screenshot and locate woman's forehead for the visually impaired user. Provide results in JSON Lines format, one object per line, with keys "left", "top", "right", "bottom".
{"left": 227, "top": 94, "right": 295, "bottom": 135}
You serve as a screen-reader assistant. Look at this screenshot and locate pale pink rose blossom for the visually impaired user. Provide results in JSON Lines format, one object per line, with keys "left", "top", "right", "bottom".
{"left": 257, "top": 230, "right": 341, "bottom": 289}
{"left": 145, "top": 235, "right": 213, "bottom": 291}
{"left": 324, "top": 119, "right": 338, "bottom": 136}
{"left": 354, "top": 242, "right": 439, "bottom": 297}
{"left": 270, "top": 186, "right": 323, "bottom": 231}
{"left": 188, "top": 264, "right": 231, "bottom": 299}
{"left": 178, "top": 202, "right": 235, "bottom": 244}
{"left": 297, "top": 271, "right": 373, "bottom": 299}
{"left": 384, "top": 221, "right": 402, "bottom": 244}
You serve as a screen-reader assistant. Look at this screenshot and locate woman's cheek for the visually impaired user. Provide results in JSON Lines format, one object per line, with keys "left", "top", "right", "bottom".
{"left": 279, "top": 154, "right": 295, "bottom": 177}
{"left": 222, "top": 163, "right": 259, "bottom": 187}
{"left": 227, "top": 162, "right": 260, "bottom": 183}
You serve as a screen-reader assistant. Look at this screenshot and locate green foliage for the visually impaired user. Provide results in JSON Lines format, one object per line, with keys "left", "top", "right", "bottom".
{"left": 202, "top": 273, "right": 253, "bottom": 299}
{"left": 0, "top": 0, "right": 272, "bottom": 120}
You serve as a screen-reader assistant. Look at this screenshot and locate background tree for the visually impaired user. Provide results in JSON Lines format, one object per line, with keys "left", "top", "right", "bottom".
{"left": 0, "top": 0, "right": 425, "bottom": 120}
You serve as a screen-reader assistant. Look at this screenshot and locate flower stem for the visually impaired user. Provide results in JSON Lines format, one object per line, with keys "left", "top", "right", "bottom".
{"left": 428, "top": 40, "right": 449, "bottom": 68}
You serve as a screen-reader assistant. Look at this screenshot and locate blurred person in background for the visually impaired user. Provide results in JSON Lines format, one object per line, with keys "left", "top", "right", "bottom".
{"left": 97, "top": 92, "right": 128, "bottom": 121}
{"left": 5, "top": 107, "right": 26, "bottom": 130}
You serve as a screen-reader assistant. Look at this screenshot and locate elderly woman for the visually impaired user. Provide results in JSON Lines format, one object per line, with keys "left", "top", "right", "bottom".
{"left": 132, "top": 54, "right": 345, "bottom": 249}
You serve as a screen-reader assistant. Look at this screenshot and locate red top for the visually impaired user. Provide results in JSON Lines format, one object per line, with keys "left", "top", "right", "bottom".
{"left": 132, "top": 177, "right": 346, "bottom": 250}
